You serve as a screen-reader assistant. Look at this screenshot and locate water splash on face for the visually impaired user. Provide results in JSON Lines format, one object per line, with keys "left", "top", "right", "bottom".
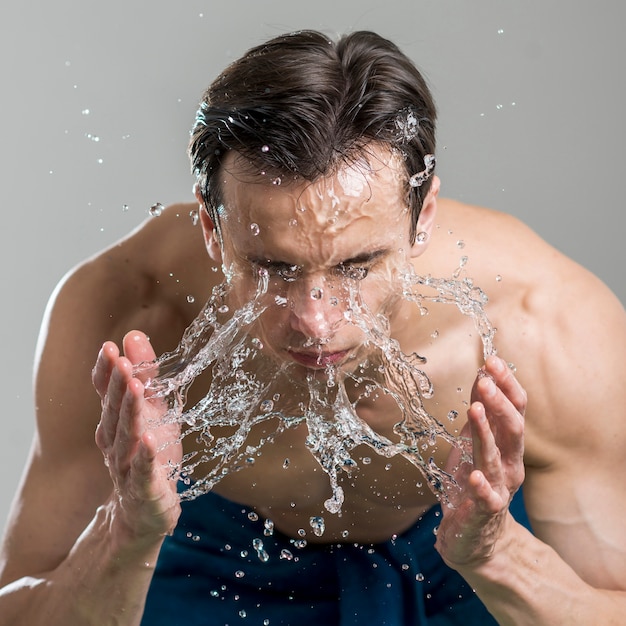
{"left": 135, "top": 261, "right": 495, "bottom": 513}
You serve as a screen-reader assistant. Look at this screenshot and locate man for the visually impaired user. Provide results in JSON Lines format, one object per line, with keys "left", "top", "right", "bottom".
{"left": 1, "top": 30, "right": 625, "bottom": 625}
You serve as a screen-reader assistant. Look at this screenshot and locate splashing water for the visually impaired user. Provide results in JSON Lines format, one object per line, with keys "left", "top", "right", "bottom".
{"left": 135, "top": 262, "right": 496, "bottom": 513}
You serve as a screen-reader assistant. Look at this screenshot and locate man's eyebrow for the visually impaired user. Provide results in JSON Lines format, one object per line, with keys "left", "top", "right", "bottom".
{"left": 246, "top": 248, "right": 389, "bottom": 268}
{"left": 338, "top": 248, "right": 389, "bottom": 265}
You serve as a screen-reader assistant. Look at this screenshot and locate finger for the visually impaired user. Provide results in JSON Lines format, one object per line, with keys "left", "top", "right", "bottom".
{"left": 473, "top": 374, "right": 524, "bottom": 460}
{"left": 467, "top": 469, "right": 505, "bottom": 515}
{"left": 111, "top": 376, "right": 147, "bottom": 475}
{"left": 484, "top": 355, "right": 527, "bottom": 415}
{"left": 468, "top": 400, "right": 505, "bottom": 486}
{"left": 96, "top": 357, "right": 134, "bottom": 451}
{"left": 92, "top": 341, "right": 120, "bottom": 398}
{"left": 123, "top": 330, "right": 158, "bottom": 384}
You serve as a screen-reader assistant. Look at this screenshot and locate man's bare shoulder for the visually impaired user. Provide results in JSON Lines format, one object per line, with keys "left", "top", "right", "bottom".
{"left": 435, "top": 198, "right": 626, "bottom": 460}
{"left": 47, "top": 202, "right": 216, "bottom": 354}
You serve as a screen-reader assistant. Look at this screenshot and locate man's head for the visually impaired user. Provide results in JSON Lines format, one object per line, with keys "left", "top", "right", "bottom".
{"left": 189, "top": 29, "right": 437, "bottom": 245}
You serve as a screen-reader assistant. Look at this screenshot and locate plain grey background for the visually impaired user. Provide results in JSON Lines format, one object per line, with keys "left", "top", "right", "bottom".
{"left": 1, "top": 0, "right": 624, "bottom": 531}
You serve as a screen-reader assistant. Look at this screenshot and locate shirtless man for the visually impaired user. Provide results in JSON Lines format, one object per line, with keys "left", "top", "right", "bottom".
{"left": 1, "top": 30, "right": 625, "bottom": 625}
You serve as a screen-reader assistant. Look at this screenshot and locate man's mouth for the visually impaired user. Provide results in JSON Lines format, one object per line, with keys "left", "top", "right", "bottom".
{"left": 287, "top": 349, "right": 350, "bottom": 369}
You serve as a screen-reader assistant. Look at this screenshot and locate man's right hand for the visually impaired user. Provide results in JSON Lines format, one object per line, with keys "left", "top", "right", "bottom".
{"left": 93, "top": 331, "right": 182, "bottom": 543}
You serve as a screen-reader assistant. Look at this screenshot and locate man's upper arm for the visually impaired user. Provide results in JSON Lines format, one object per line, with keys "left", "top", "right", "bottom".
{"left": 0, "top": 259, "right": 137, "bottom": 585}
{"left": 521, "top": 268, "right": 626, "bottom": 590}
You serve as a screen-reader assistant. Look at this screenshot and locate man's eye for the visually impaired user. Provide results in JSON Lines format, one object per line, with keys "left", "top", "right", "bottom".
{"left": 276, "top": 265, "right": 301, "bottom": 282}
{"left": 337, "top": 264, "right": 369, "bottom": 280}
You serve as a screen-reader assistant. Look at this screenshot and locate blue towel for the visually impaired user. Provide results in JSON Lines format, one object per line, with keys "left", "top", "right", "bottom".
{"left": 141, "top": 487, "right": 530, "bottom": 625}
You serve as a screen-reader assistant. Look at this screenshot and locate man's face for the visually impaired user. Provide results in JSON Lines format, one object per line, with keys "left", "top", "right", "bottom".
{"left": 204, "top": 147, "right": 436, "bottom": 373}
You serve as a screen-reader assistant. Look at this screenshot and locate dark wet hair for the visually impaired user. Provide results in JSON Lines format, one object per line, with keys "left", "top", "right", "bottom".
{"left": 189, "top": 30, "right": 437, "bottom": 243}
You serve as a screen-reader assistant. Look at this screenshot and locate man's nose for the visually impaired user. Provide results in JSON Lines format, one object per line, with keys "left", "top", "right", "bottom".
{"left": 288, "top": 278, "right": 345, "bottom": 338}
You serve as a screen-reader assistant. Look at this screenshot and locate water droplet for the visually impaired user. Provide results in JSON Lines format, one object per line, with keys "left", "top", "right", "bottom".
{"left": 282, "top": 458, "right": 290, "bottom": 469}
{"left": 240, "top": 550, "right": 248, "bottom": 558}
{"left": 192, "top": 535, "right": 200, "bottom": 542}
{"left": 251, "top": 337, "right": 264, "bottom": 349}
{"left": 81, "top": 108, "right": 90, "bottom": 115}
{"left": 261, "top": 145, "right": 270, "bottom": 152}
{"left": 263, "top": 519, "right": 274, "bottom": 536}
{"left": 497, "top": 28, "right": 504, "bottom": 34}
{"left": 263, "top": 620, "right": 270, "bottom": 626}
{"left": 235, "top": 570, "right": 245, "bottom": 578}
{"left": 401, "top": 563, "right": 409, "bottom": 570}
{"left": 186, "top": 295, "right": 195, "bottom": 303}
{"left": 416, "top": 573, "right": 425, "bottom": 582}
{"left": 431, "top": 329, "right": 439, "bottom": 339}
{"left": 218, "top": 304, "right": 229, "bottom": 314}
{"left": 456, "top": 240, "right": 465, "bottom": 249}
{"left": 288, "top": 218, "right": 298, "bottom": 227}
{"left": 271, "top": 177, "right": 282, "bottom": 185}
{"left": 309, "top": 516, "right": 326, "bottom": 537}
{"left": 260, "top": 399, "right": 274, "bottom": 413}
{"left": 329, "top": 297, "right": 339, "bottom": 306}
{"left": 122, "top": 204, "right": 129, "bottom": 212}
{"left": 272, "top": 393, "right": 281, "bottom": 402}
{"left": 495, "top": 274, "right": 502, "bottom": 282}
{"left": 280, "top": 549, "right": 294, "bottom": 560}
{"left": 341, "top": 530, "right": 349, "bottom": 538}
{"left": 189, "top": 209, "right": 199, "bottom": 225}
{"left": 362, "top": 457, "right": 372, "bottom": 465}
{"left": 447, "top": 410, "right": 459, "bottom": 421}
{"left": 310, "top": 287, "right": 323, "bottom": 300}
{"left": 149, "top": 202, "right": 164, "bottom": 217}
{"left": 248, "top": 511, "right": 259, "bottom": 522}
{"left": 239, "top": 609, "right": 247, "bottom": 617}
{"left": 249, "top": 222, "right": 260, "bottom": 236}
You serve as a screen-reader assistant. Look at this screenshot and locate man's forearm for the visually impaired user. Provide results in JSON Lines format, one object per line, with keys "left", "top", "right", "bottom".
{"left": 0, "top": 501, "right": 164, "bottom": 626}
{"left": 453, "top": 519, "right": 625, "bottom": 626}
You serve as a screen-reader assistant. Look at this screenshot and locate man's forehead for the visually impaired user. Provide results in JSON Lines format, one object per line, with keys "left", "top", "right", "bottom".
{"left": 219, "top": 146, "right": 407, "bottom": 217}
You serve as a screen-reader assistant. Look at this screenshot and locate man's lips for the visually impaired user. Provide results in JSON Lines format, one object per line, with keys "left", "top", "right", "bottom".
{"left": 287, "top": 349, "right": 350, "bottom": 368}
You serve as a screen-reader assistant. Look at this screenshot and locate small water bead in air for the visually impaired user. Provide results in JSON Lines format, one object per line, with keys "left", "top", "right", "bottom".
{"left": 235, "top": 570, "right": 245, "bottom": 579}
{"left": 261, "top": 145, "right": 270, "bottom": 153}
{"left": 253, "top": 538, "right": 270, "bottom": 562}
{"left": 309, "top": 516, "right": 325, "bottom": 537}
{"left": 263, "top": 519, "right": 275, "bottom": 536}
{"left": 280, "top": 549, "right": 294, "bottom": 560}
{"left": 310, "top": 287, "right": 323, "bottom": 300}
{"left": 249, "top": 222, "right": 260, "bottom": 236}
{"left": 260, "top": 399, "right": 274, "bottom": 413}
{"left": 149, "top": 202, "right": 164, "bottom": 217}
{"left": 189, "top": 209, "right": 199, "bottom": 225}
{"left": 416, "top": 231, "right": 428, "bottom": 243}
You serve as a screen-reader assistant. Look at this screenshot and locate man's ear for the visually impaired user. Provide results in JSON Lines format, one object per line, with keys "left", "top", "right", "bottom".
{"left": 410, "top": 175, "right": 440, "bottom": 258}
{"left": 194, "top": 183, "right": 223, "bottom": 263}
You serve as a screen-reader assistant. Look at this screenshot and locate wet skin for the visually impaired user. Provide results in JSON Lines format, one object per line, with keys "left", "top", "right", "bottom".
{"left": 91, "top": 147, "right": 528, "bottom": 545}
